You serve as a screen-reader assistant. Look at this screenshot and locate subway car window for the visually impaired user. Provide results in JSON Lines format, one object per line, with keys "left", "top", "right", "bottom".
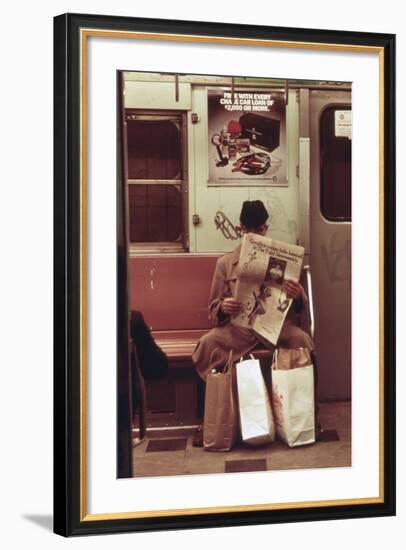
{"left": 128, "top": 184, "right": 182, "bottom": 243}
{"left": 125, "top": 111, "right": 185, "bottom": 249}
{"left": 126, "top": 118, "right": 182, "bottom": 179}
{"left": 320, "top": 106, "right": 352, "bottom": 221}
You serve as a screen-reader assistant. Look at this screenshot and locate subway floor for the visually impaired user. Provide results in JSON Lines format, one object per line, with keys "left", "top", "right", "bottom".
{"left": 132, "top": 401, "right": 351, "bottom": 478}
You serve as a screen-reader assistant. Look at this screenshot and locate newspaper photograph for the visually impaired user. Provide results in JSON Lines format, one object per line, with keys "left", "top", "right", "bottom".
{"left": 232, "top": 233, "right": 305, "bottom": 345}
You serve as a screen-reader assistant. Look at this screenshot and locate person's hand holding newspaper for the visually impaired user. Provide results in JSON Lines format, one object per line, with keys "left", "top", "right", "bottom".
{"left": 221, "top": 298, "right": 242, "bottom": 316}
{"left": 282, "top": 280, "right": 304, "bottom": 300}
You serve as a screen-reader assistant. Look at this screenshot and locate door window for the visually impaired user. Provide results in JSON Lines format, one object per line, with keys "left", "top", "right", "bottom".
{"left": 319, "top": 106, "right": 352, "bottom": 221}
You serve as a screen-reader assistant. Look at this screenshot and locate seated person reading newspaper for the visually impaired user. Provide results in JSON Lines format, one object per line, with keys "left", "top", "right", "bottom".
{"left": 191, "top": 200, "right": 316, "bottom": 446}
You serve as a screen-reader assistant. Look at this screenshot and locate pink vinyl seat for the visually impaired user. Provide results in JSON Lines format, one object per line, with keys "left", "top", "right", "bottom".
{"left": 129, "top": 254, "right": 275, "bottom": 363}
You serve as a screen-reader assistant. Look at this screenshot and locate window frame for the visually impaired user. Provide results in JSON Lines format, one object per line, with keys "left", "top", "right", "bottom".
{"left": 319, "top": 103, "right": 352, "bottom": 223}
{"left": 124, "top": 109, "right": 189, "bottom": 254}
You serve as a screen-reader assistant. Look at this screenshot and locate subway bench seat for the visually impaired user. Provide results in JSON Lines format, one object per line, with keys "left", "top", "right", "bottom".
{"left": 130, "top": 254, "right": 274, "bottom": 432}
{"left": 130, "top": 253, "right": 276, "bottom": 362}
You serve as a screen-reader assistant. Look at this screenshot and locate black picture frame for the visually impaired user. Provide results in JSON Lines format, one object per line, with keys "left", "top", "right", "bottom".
{"left": 54, "top": 12, "right": 396, "bottom": 536}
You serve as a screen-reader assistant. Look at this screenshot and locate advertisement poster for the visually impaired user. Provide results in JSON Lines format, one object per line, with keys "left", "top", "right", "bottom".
{"left": 208, "top": 89, "right": 287, "bottom": 185}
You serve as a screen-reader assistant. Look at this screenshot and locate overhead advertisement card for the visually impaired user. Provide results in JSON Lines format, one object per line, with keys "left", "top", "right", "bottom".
{"left": 207, "top": 89, "right": 287, "bottom": 186}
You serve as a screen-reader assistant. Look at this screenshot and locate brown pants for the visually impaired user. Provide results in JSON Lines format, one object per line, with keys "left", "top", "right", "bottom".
{"left": 192, "top": 319, "right": 314, "bottom": 380}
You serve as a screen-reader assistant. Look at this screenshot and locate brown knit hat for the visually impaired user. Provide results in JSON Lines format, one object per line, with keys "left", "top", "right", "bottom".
{"left": 239, "top": 200, "right": 269, "bottom": 228}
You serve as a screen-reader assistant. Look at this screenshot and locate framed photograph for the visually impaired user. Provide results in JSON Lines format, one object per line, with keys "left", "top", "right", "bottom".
{"left": 53, "top": 13, "right": 396, "bottom": 536}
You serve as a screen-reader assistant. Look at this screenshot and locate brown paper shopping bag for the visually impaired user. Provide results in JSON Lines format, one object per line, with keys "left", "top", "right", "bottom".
{"left": 271, "top": 348, "right": 315, "bottom": 447}
{"left": 203, "top": 350, "right": 239, "bottom": 451}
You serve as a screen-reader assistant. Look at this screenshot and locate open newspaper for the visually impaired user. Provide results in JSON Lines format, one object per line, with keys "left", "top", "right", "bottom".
{"left": 231, "top": 233, "right": 305, "bottom": 345}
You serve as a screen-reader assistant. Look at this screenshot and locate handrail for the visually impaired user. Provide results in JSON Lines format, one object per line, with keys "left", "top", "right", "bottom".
{"left": 303, "top": 265, "right": 315, "bottom": 340}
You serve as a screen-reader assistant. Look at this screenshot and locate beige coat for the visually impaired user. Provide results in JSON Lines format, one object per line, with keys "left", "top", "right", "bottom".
{"left": 192, "top": 245, "right": 314, "bottom": 380}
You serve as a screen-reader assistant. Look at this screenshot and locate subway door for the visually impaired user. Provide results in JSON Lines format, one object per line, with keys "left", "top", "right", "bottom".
{"left": 309, "top": 90, "right": 352, "bottom": 400}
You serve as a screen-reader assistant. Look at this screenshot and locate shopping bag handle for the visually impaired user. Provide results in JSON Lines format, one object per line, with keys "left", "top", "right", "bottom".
{"left": 238, "top": 353, "right": 256, "bottom": 362}
{"left": 223, "top": 349, "right": 234, "bottom": 374}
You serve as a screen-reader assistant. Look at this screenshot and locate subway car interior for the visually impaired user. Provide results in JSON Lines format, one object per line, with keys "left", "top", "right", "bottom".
{"left": 119, "top": 71, "right": 352, "bottom": 478}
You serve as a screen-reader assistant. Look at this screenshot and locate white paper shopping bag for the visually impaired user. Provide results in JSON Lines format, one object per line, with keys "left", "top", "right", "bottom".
{"left": 271, "top": 348, "right": 315, "bottom": 447}
{"left": 235, "top": 356, "right": 275, "bottom": 445}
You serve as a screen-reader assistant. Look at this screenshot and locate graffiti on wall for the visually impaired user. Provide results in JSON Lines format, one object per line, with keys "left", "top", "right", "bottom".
{"left": 321, "top": 232, "right": 351, "bottom": 288}
{"left": 214, "top": 211, "right": 242, "bottom": 240}
{"left": 213, "top": 189, "right": 298, "bottom": 244}
{"left": 258, "top": 189, "right": 297, "bottom": 242}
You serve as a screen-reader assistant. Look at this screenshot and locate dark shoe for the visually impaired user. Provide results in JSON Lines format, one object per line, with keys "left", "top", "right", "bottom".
{"left": 192, "top": 426, "right": 204, "bottom": 447}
